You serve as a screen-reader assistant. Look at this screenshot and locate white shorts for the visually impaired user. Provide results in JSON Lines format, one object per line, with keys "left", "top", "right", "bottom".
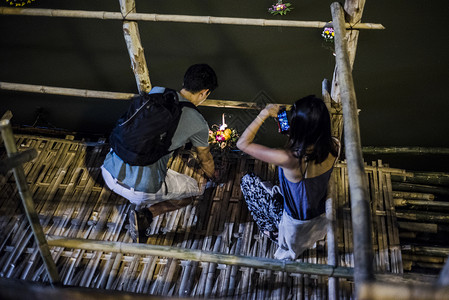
{"left": 101, "top": 166, "right": 201, "bottom": 207}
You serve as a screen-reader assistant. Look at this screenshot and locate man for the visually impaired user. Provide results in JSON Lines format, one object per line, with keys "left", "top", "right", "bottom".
{"left": 101, "top": 64, "right": 217, "bottom": 243}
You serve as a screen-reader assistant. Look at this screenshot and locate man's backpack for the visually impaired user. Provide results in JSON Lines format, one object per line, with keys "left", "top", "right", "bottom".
{"left": 109, "top": 88, "right": 198, "bottom": 166}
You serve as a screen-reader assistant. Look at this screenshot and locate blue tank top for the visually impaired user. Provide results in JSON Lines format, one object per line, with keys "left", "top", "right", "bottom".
{"left": 278, "top": 165, "right": 333, "bottom": 221}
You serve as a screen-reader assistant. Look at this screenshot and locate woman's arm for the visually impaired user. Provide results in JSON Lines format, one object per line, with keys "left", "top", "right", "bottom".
{"left": 237, "top": 104, "right": 292, "bottom": 166}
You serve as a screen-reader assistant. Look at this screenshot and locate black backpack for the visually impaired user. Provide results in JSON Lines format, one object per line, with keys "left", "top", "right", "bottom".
{"left": 109, "top": 88, "right": 198, "bottom": 166}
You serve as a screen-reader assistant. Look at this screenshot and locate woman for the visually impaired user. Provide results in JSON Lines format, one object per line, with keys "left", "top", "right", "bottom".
{"left": 237, "top": 95, "right": 340, "bottom": 260}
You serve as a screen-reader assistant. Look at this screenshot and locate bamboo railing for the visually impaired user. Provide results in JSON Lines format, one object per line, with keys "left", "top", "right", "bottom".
{"left": 362, "top": 146, "right": 449, "bottom": 155}
{"left": 0, "top": 82, "right": 262, "bottom": 109}
{"left": 0, "top": 149, "right": 37, "bottom": 175}
{"left": 326, "top": 177, "right": 339, "bottom": 300}
{"left": 331, "top": 1, "right": 375, "bottom": 292}
{"left": 0, "top": 120, "right": 60, "bottom": 285}
{"left": 46, "top": 235, "right": 354, "bottom": 278}
{"left": 0, "top": 7, "right": 385, "bottom": 30}
{"left": 119, "top": 0, "right": 152, "bottom": 93}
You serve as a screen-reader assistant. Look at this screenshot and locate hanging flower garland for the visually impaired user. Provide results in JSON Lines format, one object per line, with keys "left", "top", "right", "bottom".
{"left": 321, "top": 22, "right": 335, "bottom": 42}
{"left": 208, "top": 114, "right": 239, "bottom": 150}
{"left": 268, "top": 1, "right": 293, "bottom": 16}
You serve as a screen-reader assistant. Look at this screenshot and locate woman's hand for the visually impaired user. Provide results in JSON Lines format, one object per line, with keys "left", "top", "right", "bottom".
{"left": 260, "top": 104, "right": 281, "bottom": 118}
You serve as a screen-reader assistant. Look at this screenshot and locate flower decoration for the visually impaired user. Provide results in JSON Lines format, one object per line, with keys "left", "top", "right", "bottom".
{"left": 268, "top": 1, "right": 293, "bottom": 16}
{"left": 321, "top": 22, "right": 335, "bottom": 42}
{"left": 5, "top": 0, "right": 35, "bottom": 6}
{"left": 209, "top": 114, "right": 239, "bottom": 150}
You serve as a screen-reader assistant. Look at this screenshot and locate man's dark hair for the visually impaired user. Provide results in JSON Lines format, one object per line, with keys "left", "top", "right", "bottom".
{"left": 287, "top": 95, "right": 338, "bottom": 164}
{"left": 183, "top": 64, "right": 218, "bottom": 93}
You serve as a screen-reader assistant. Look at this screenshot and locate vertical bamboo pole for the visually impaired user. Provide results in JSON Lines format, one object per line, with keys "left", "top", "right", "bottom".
{"left": 119, "top": 0, "right": 152, "bottom": 93}
{"left": 330, "top": 0, "right": 374, "bottom": 291}
{"left": 344, "top": 0, "right": 366, "bottom": 24}
{"left": 326, "top": 174, "right": 339, "bottom": 300}
{"left": 322, "top": 78, "right": 332, "bottom": 113}
{"left": 0, "top": 119, "right": 60, "bottom": 286}
{"left": 331, "top": 0, "right": 366, "bottom": 103}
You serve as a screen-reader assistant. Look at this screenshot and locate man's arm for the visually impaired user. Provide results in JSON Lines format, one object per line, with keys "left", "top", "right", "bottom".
{"left": 196, "top": 146, "right": 215, "bottom": 179}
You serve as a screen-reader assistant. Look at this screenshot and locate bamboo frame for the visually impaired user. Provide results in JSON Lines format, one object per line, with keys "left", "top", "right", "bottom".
{"left": 331, "top": 1, "right": 375, "bottom": 289}
{"left": 0, "top": 7, "right": 385, "bottom": 30}
{"left": 326, "top": 175, "right": 339, "bottom": 300}
{"left": 45, "top": 235, "right": 354, "bottom": 279}
{"left": 0, "top": 82, "right": 263, "bottom": 109}
{"left": 362, "top": 146, "right": 449, "bottom": 155}
{"left": 0, "top": 120, "right": 60, "bottom": 285}
{"left": 391, "top": 172, "right": 449, "bottom": 187}
{"left": 0, "top": 149, "right": 37, "bottom": 174}
{"left": 330, "top": 0, "right": 366, "bottom": 104}
{"left": 119, "top": 0, "right": 152, "bottom": 93}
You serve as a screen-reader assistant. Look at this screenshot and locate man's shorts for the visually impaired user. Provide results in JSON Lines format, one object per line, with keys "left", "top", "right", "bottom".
{"left": 101, "top": 166, "right": 201, "bottom": 207}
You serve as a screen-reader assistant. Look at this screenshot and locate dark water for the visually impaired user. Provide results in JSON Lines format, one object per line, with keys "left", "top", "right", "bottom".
{"left": 1, "top": 0, "right": 449, "bottom": 172}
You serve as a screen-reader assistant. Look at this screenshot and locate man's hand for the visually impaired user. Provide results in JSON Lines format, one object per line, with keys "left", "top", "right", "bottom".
{"left": 196, "top": 146, "right": 215, "bottom": 179}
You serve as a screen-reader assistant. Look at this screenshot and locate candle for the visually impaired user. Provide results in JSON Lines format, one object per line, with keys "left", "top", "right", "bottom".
{"left": 220, "top": 113, "right": 227, "bottom": 131}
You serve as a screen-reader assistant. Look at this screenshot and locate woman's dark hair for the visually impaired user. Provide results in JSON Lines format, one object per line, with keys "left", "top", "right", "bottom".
{"left": 287, "top": 95, "right": 338, "bottom": 163}
{"left": 183, "top": 63, "right": 218, "bottom": 93}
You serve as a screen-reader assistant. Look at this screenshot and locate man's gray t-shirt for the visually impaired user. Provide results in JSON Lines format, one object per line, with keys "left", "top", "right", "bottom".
{"left": 103, "top": 87, "right": 209, "bottom": 193}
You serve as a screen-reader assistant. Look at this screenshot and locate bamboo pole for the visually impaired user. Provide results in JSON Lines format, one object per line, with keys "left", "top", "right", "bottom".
{"left": 331, "top": 0, "right": 374, "bottom": 288}
{"left": 1, "top": 110, "right": 13, "bottom": 121}
{"left": 396, "top": 210, "right": 449, "bottom": 223}
{"left": 391, "top": 172, "right": 449, "bottom": 187}
{"left": 0, "top": 149, "right": 37, "bottom": 174}
{"left": 395, "top": 199, "right": 449, "bottom": 209}
{"left": 344, "top": 0, "right": 366, "bottom": 24}
{"left": 46, "top": 235, "right": 354, "bottom": 278}
{"left": 402, "top": 245, "right": 449, "bottom": 257}
{"left": 0, "top": 119, "right": 60, "bottom": 285}
{"left": 0, "top": 82, "right": 263, "bottom": 109}
{"left": 392, "top": 182, "right": 449, "bottom": 197}
{"left": 392, "top": 191, "right": 435, "bottom": 201}
{"left": 343, "top": 0, "right": 365, "bottom": 65}
{"left": 398, "top": 221, "right": 441, "bottom": 234}
{"left": 326, "top": 174, "right": 339, "bottom": 300}
{"left": 119, "top": 0, "right": 151, "bottom": 94}
{"left": 358, "top": 282, "right": 449, "bottom": 300}
{"left": 0, "top": 81, "right": 135, "bottom": 99}
{"left": 362, "top": 146, "right": 449, "bottom": 156}
{"left": 0, "top": 111, "right": 13, "bottom": 145}
{"left": 330, "top": 0, "right": 367, "bottom": 103}
{"left": 0, "top": 7, "right": 385, "bottom": 30}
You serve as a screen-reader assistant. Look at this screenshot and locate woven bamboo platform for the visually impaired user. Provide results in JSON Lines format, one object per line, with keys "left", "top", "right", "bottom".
{"left": 0, "top": 134, "right": 408, "bottom": 298}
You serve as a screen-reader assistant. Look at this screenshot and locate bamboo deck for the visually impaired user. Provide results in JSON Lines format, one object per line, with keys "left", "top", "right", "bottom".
{"left": 0, "top": 134, "right": 418, "bottom": 298}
